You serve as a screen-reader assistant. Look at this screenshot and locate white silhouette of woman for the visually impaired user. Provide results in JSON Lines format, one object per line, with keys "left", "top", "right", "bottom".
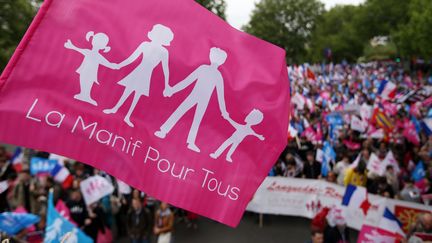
{"left": 103, "top": 24, "right": 174, "bottom": 127}
{"left": 64, "top": 31, "right": 118, "bottom": 106}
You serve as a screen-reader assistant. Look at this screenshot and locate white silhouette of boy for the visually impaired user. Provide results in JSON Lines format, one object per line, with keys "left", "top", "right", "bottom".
{"left": 155, "top": 47, "right": 229, "bottom": 153}
{"left": 65, "top": 31, "right": 118, "bottom": 106}
{"left": 210, "top": 109, "right": 265, "bottom": 162}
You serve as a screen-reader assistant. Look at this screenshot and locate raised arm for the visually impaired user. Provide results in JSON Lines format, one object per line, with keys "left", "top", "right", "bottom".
{"left": 215, "top": 73, "right": 228, "bottom": 118}
{"left": 161, "top": 50, "right": 170, "bottom": 89}
{"left": 118, "top": 43, "right": 145, "bottom": 68}
{"left": 170, "top": 66, "right": 202, "bottom": 95}
{"left": 64, "top": 39, "right": 87, "bottom": 55}
{"left": 98, "top": 56, "right": 119, "bottom": 70}
{"left": 252, "top": 131, "right": 265, "bottom": 141}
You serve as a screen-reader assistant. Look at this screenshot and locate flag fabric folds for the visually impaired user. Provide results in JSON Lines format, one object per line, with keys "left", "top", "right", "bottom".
{"left": 342, "top": 184, "right": 371, "bottom": 216}
{"left": 0, "top": 212, "right": 40, "bottom": 235}
{"left": 0, "top": 0, "right": 289, "bottom": 226}
{"left": 45, "top": 191, "right": 93, "bottom": 243}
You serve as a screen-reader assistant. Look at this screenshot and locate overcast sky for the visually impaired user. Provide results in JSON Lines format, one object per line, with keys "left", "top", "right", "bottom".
{"left": 225, "top": 0, "right": 365, "bottom": 30}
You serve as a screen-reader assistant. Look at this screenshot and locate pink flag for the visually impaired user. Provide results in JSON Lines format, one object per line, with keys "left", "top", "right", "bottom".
{"left": 402, "top": 120, "right": 420, "bottom": 146}
{"left": 56, "top": 199, "right": 76, "bottom": 225}
{"left": 382, "top": 101, "right": 398, "bottom": 116}
{"left": 302, "top": 126, "right": 317, "bottom": 142}
{"left": 358, "top": 224, "right": 401, "bottom": 243}
{"left": 343, "top": 140, "right": 361, "bottom": 150}
{"left": 0, "top": 0, "right": 289, "bottom": 227}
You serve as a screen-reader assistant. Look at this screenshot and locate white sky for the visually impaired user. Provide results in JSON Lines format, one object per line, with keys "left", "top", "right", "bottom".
{"left": 226, "top": 0, "right": 366, "bottom": 30}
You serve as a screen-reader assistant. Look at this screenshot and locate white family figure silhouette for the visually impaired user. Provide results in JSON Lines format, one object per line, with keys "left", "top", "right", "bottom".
{"left": 44, "top": 218, "right": 63, "bottom": 242}
{"left": 64, "top": 31, "right": 118, "bottom": 106}
{"left": 61, "top": 228, "right": 78, "bottom": 243}
{"left": 210, "top": 109, "right": 265, "bottom": 162}
{"left": 103, "top": 24, "right": 174, "bottom": 127}
{"left": 154, "top": 47, "right": 229, "bottom": 153}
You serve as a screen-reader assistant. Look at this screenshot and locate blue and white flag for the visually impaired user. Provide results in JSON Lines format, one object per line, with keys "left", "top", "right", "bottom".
{"left": 422, "top": 118, "right": 432, "bottom": 136}
{"left": 321, "top": 141, "right": 336, "bottom": 177}
{"left": 379, "top": 208, "right": 405, "bottom": 237}
{"left": 412, "top": 161, "right": 426, "bottom": 182}
{"left": 0, "top": 212, "right": 40, "bottom": 235}
{"left": 30, "top": 157, "right": 58, "bottom": 176}
{"left": 45, "top": 191, "right": 93, "bottom": 243}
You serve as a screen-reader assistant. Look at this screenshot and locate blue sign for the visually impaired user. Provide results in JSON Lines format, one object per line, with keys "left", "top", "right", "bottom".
{"left": 30, "top": 157, "right": 58, "bottom": 175}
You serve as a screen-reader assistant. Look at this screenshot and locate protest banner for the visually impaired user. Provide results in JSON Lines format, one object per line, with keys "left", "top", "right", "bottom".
{"left": 247, "top": 177, "right": 430, "bottom": 231}
{"left": 0, "top": 0, "right": 289, "bottom": 226}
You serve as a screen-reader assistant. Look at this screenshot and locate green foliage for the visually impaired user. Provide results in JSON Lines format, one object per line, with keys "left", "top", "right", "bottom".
{"left": 308, "top": 5, "right": 364, "bottom": 63}
{"left": 363, "top": 42, "right": 398, "bottom": 61}
{"left": 244, "top": 0, "right": 324, "bottom": 64}
{"left": 356, "top": 0, "right": 411, "bottom": 41}
{"left": 0, "top": 0, "right": 38, "bottom": 71}
{"left": 195, "top": 0, "right": 227, "bottom": 20}
{"left": 393, "top": 0, "right": 432, "bottom": 59}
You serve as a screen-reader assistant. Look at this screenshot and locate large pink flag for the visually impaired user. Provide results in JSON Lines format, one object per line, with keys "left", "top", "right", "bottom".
{"left": 0, "top": 0, "right": 289, "bottom": 226}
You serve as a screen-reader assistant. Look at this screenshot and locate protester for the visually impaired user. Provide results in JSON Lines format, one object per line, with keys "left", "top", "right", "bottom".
{"left": 408, "top": 212, "right": 432, "bottom": 238}
{"left": 154, "top": 202, "right": 175, "bottom": 243}
{"left": 306, "top": 229, "right": 324, "bottom": 243}
{"left": 127, "top": 197, "right": 152, "bottom": 243}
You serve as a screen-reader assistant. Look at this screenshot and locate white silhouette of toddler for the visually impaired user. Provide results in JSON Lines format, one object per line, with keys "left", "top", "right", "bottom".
{"left": 210, "top": 109, "right": 265, "bottom": 162}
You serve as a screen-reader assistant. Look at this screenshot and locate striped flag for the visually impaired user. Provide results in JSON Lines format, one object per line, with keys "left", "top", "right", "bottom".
{"left": 377, "top": 80, "right": 397, "bottom": 100}
{"left": 10, "top": 147, "right": 24, "bottom": 172}
{"left": 373, "top": 108, "right": 394, "bottom": 131}
{"left": 50, "top": 163, "right": 73, "bottom": 189}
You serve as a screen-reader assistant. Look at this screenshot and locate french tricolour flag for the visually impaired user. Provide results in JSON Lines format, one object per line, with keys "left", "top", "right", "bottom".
{"left": 50, "top": 163, "right": 73, "bottom": 189}
{"left": 379, "top": 208, "right": 405, "bottom": 238}
{"left": 342, "top": 184, "right": 371, "bottom": 216}
{"left": 378, "top": 80, "right": 397, "bottom": 100}
{"left": 11, "top": 147, "right": 24, "bottom": 172}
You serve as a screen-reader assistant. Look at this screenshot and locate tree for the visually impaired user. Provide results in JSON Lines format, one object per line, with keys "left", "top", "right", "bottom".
{"left": 308, "top": 5, "right": 364, "bottom": 63}
{"left": 394, "top": 0, "right": 432, "bottom": 59}
{"left": 244, "top": 0, "right": 324, "bottom": 64}
{"left": 195, "top": 0, "right": 227, "bottom": 20}
{"left": 0, "top": 0, "right": 39, "bottom": 71}
{"left": 355, "top": 0, "right": 411, "bottom": 41}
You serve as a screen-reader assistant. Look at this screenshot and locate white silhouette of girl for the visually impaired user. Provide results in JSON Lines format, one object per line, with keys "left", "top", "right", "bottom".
{"left": 103, "top": 24, "right": 174, "bottom": 127}
{"left": 64, "top": 31, "right": 118, "bottom": 106}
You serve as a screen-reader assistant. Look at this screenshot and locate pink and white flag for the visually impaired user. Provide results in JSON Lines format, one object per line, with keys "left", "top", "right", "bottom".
{"left": 358, "top": 224, "right": 401, "bottom": 243}
{"left": 351, "top": 115, "right": 367, "bottom": 133}
{"left": 0, "top": 0, "right": 289, "bottom": 227}
{"left": 367, "top": 153, "right": 386, "bottom": 176}
{"left": 383, "top": 151, "right": 400, "bottom": 174}
{"left": 80, "top": 175, "right": 115, "bottom": 206}
{"left": 402, "top": 120, "right": 420, "bottom": 146}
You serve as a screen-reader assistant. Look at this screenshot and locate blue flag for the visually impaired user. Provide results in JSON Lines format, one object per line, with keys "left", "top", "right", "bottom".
{"left": 0, "top": 212, "right": 40, "bottom": 235}
{"left": 30, "top": 157, "right": 58, "bottom": 176}
{"left": 412, "top": 161, "right": 426, "bottom": 182}
{"left": 44, "top": 191, "right": 93, "bottom": 243}
{"left": 321, "top": 141, "right": 336, "bottom": 177}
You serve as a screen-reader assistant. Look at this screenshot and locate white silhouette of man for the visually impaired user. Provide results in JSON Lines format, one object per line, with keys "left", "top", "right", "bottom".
{"left": 155, "top": 47, "right": 229, "bottom": 152}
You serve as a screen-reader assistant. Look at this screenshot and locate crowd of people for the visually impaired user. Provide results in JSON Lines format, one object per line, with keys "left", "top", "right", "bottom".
{"left": 0, "top": 61, "right": 431, "bottom": 242}
{"left": 0, "top": 146, "right": 194, "bottom": 243}
{"left": 270, "top": 61, "right": 432, "bottom": 242}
